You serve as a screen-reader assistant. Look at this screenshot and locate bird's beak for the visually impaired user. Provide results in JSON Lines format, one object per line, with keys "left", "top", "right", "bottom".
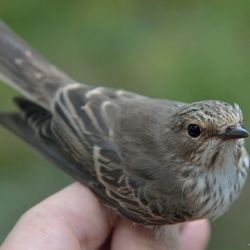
{"left": 218, "top": 126, "right": 249, "bottom": 140}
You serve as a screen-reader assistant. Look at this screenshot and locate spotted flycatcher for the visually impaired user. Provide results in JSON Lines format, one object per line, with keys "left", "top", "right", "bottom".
{"left": 0, "top": 21, "right": 248, "bottom": 249}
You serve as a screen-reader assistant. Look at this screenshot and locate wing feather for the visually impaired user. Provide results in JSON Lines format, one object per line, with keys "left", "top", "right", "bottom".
{"left": 9, "top": 84, "right": 167, "bottom": 225}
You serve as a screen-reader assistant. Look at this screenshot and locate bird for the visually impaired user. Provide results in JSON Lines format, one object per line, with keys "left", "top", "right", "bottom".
{"left": 0, "top": 21, "right": 249, "bottom": 248}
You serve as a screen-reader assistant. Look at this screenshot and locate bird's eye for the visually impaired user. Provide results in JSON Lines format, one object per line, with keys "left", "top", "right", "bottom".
{"left": 188, "top": 124, "right": 201, "bottom": 138}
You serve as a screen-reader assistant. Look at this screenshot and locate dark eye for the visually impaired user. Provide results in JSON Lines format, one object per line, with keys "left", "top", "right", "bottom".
{"left": 188, "top": 124, "right": 201, "bottom": 138}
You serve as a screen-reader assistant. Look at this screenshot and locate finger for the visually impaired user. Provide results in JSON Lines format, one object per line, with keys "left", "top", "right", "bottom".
{"left": 1, "top": 182, "right": 112, "bottom": 250}
{"left": 111, "top": 219, "right": 210, "bottom": 250}
{"left": 180, "top": 219, "right": 210, "bottom": 250}
{"left": 111, "top": 218, "right": 173, "bottom": 250}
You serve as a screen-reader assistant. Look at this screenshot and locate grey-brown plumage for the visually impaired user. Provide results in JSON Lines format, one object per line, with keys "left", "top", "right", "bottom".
{"left": 0, "top": 21, "right": 249, "bottom": 229}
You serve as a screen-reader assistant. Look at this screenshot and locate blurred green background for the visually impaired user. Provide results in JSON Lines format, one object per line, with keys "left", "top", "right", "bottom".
{"left": 0, "top": 1, "right": 250, "bottom": 249}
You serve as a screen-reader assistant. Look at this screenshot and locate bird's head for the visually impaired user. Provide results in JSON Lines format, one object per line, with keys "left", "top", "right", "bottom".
{"left": 167, "top": 100, "right": 249, "bottom": 168}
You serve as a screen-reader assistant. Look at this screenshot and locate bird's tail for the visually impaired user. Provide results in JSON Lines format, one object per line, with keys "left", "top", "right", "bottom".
{"left": 0, "top": 21, "right": 75, "bottom": 109}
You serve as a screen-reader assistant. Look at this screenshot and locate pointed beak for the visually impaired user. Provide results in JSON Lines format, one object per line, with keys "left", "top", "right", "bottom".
{"left": 218, "top": 126, "right": 249, "bottom": 140}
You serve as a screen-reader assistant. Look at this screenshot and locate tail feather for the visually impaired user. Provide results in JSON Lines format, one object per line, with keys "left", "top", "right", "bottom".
{"left": 0, "top": 21, "right": 75, "bottom": 109}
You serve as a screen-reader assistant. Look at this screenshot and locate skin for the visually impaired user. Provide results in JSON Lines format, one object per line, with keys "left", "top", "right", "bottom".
{"left": 0, "top": 182, "right": 210, "bottom": 250}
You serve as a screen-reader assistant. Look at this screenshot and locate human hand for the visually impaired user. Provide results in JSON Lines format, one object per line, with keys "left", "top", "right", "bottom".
{"left": 1, "top": 183, "right": 210, "bottom": 250}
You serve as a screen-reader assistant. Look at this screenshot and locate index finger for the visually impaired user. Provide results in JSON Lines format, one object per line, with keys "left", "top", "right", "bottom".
{"left": 1, "top": 182, "right": 112, "bottom": 250}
